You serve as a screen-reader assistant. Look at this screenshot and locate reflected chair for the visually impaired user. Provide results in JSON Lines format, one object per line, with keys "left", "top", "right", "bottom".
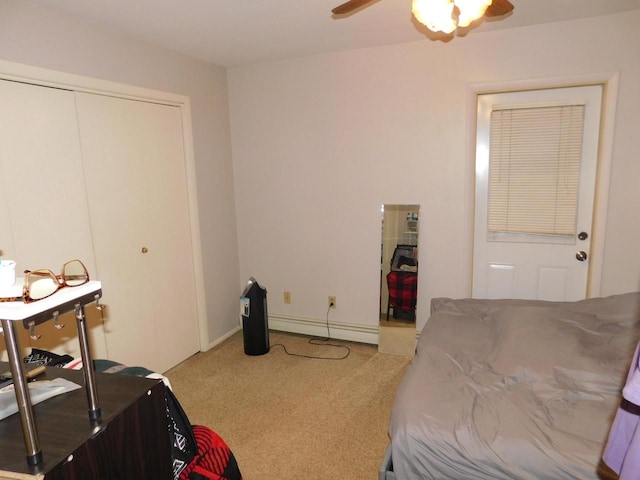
{"left": 386, "top": 245, "right": 418, "bottom": 321}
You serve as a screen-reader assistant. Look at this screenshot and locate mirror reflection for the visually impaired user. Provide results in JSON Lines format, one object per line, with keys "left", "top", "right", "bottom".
{"left": 379, "top": 204, "right": 419, "bottom": 356}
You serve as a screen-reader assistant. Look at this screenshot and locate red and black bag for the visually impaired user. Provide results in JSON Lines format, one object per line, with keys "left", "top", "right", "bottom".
{"left": 166, "top": 388, "right": 242, "bottom": 480}
{"left": 179, "top": 425, "right": 242, "bottom": 480}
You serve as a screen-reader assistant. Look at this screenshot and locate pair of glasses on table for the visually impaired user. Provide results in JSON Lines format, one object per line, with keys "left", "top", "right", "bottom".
{"left": 0, "top": 259, "right": 89, "bottom": 304}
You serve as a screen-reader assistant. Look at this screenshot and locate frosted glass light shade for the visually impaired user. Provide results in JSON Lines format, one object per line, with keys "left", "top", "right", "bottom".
{"left": 412, "top": 0, "right": 456, "bottom": 34}
{"left": 456, "top": 0, "right": 492, "bottom": 27}
{"left": 412, "top": 0, "right": 493, "bottom": 33}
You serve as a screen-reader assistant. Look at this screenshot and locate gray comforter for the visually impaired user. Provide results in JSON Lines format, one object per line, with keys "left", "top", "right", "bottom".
{"left": 389, "top": 293, "right": 640, "bottom": 479}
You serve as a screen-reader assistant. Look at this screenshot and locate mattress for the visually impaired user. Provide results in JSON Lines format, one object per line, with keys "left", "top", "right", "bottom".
{"left": 389, "top": 292, "right": 640, "bottom": 480}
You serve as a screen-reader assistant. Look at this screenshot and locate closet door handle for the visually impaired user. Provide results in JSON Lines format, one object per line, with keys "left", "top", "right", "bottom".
{"left": 141, "top": 247, "right": 149, "bottom": 254}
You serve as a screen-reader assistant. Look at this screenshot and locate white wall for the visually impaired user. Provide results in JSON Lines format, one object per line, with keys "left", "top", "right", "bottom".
{"left": 0, "top": 0, "right": 240, "bottom": 346}
{"left": 1, "top": 0, "right": 637, "bottom": 344}
{"left": 228, "top": 11, "right": 640, "bottom": 334}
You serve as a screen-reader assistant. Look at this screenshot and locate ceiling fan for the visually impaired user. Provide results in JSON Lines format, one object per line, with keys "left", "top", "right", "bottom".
{"left": 332, "top": 0, "right": 514, "bottom": 33}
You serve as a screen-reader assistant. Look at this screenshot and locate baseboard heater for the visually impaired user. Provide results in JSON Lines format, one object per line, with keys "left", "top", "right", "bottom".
{"left": 268, "top": 314, "right": 379, "bottom": 345}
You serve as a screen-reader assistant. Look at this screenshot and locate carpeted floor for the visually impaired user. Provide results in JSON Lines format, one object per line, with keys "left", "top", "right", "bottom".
{"left": 165, "top": 330, "right": 411, "bottom": 479}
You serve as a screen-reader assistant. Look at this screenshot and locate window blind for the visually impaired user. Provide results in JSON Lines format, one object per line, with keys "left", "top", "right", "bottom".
{"left": 488, "top": 103, "right": 585, "bottom": 238}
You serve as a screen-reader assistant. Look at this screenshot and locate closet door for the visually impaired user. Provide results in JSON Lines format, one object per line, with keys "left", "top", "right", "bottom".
{"left": 0, "top": 80, "right": 105, "bottom": 359}
{"left": 75, "top": 92, "right": 200, "bottom": 373}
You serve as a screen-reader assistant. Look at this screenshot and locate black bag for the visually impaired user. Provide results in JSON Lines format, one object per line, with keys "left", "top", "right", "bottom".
{"left": 166, "top": 388, "right": 242, "bottom": 480}
{"left": 166, "top": 388, "right": 198, "bottom": 479}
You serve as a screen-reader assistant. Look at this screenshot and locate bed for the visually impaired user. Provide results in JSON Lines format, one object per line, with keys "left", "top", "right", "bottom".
{"left": 384, "top": 292, "right": 640, "bottom": 480}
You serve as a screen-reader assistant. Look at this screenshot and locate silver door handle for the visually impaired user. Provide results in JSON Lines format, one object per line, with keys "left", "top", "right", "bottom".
{"left": 576, "top": 251, "right": 588, "bottom": 261}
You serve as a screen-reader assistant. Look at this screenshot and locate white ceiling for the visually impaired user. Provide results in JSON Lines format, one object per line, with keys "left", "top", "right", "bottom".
{"left": 23, "top": 0, "right": 640, "bottom": 66}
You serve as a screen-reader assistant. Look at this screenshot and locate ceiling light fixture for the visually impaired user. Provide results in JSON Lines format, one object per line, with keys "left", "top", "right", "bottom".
{"left": 412, "top": 0, "right": 493, "bottom": 34}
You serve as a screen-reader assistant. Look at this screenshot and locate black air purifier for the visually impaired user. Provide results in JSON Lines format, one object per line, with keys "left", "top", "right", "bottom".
{"left": 240, "top": 278, "right": 270, "bottom": 356}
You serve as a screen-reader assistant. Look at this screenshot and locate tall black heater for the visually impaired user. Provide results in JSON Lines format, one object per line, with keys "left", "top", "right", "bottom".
{"left": 240, "top": 278, "right": 270, "bottom": 355}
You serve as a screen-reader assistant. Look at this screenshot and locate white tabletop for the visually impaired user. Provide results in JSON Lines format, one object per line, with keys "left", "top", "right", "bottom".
{"left": 0, "top": 280, "right": 102, "bottom": 321}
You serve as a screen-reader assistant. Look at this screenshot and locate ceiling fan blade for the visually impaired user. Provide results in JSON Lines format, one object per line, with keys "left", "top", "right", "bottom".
{"left": 485, "top": 0, "right": 514, "bottom": 17}
{"left": 332, "top": 0, "right": 377, "bottom": 15}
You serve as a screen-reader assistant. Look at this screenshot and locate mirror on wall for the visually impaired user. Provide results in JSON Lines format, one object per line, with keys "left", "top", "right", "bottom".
{"left": 378, "top": 204, "right": 419, "bottom": 356}
{"left": 380, "top": 204, "right": 419, "bottom": 321}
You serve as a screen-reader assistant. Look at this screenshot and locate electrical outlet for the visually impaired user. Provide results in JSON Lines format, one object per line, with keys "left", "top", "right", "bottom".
{"left": 328, "top": 296, "right": 336, "bottom": 309}
{"left": 284, "top": 291, "right": 291, "bottom": 304}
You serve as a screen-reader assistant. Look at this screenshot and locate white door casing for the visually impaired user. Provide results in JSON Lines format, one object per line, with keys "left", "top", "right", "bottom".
{"left": 473, "top": 85, "right": 603, "bottom": 301}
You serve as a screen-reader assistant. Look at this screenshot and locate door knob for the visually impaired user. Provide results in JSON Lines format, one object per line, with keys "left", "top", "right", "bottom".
{"left": 578, "top": 232, "right": 589, "bottom": 241}
{"left": 576, "top": 251, "right": 588, "bottom": 261}
{"left": 141, "top": 247, "right": 148, "bottom": 254}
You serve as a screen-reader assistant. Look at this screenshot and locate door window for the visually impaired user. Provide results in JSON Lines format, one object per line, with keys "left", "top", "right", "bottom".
{"left": 488, "top": 103, "right": 585, "bottom": 242}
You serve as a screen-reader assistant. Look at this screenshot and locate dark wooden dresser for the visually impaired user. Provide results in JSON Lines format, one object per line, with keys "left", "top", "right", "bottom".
{"left": 0, "top": 363, "right": 172, "bottom": 479}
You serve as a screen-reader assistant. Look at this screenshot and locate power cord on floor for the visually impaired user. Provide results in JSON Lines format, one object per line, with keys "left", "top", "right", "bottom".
{"left": 270, "top": 305, "right": 351, "bottom": 360}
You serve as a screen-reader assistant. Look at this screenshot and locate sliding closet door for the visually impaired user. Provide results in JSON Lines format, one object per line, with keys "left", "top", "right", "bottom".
{"left": 75, "top": 92, "right": 200, "bottom": 373}
{"left": 0, "top": 80, "right": 105, "bottom": 359}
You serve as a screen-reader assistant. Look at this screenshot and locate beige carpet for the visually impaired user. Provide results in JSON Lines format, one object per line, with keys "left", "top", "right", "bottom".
{"left": 165, "top": 331, "right": 411, "bottom": 479}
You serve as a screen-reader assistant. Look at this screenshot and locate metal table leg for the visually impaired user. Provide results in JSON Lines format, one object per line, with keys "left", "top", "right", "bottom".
{"left": 1, "top": 319, "right": 43, "bottom": 466}
{"left": 74, "top": 303, "right": 101, "bottom": 420}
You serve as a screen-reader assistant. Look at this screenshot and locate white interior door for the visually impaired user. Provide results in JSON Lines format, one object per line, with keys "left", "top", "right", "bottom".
{"left": 473, "top": 85, "right": 602, "bottom": 301}
{"left": 75, "top": 92, "right": 200, "bottom": 373}
{"left": 0, "top": 80, "right": 105, "bottom": 359}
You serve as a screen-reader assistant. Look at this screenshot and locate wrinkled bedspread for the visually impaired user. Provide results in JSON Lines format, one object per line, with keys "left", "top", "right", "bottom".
{"left": 390, "top": 293, "right": 640, "bottom": 480}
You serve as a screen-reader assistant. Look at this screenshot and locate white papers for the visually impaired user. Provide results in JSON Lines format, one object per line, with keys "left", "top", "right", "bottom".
{"left": 0, "top": 378, "right": 82, "bottom": 420}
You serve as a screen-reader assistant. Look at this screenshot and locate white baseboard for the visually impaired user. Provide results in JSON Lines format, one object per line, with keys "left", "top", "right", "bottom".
{"left": 267, "top": 314, "right": 379, "bottom": 345}
{"left": 205, "top": 315, "right": 421, "bottom": 352}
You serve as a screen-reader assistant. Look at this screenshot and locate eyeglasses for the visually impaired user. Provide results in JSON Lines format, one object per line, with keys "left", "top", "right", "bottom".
{"left": 0, "top": 259, "right": 89, "bottom": 304}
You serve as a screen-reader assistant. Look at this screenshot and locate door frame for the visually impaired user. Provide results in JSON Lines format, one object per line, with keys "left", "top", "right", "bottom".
{"left": 463, "top": 72, "right": 620, "bottom": 298}
{"left": 0, "top": 58, "right": 209, "bottom": 352}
